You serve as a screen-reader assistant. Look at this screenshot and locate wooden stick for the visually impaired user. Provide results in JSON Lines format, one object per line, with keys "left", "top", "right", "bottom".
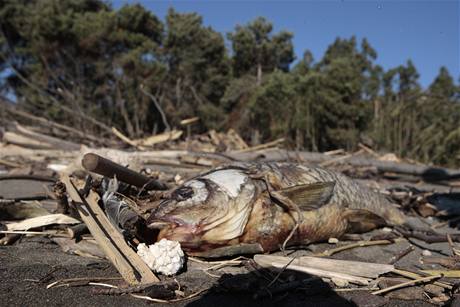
{"left": 372, "top": 274, "right": 442, "bottom": 295}
{"left": 61, "top": 176, "right": 159, "bottom": 285}
{"left": 234, "top": 138, "right": 285, "bottom": 153}
{"left": 0, "top": 158, "right": 21, "bottom": 168}
{"left": 388, "top": 245, "right": 414, "bottom": 264}
{"left": 111, "top": 127, "right": 145, "bottom": 150}
{"left": 314, "top": 240, "right": 394, "bottom": 257}
{"left": 391, "top": 269, "right": 451, "bottom": 289}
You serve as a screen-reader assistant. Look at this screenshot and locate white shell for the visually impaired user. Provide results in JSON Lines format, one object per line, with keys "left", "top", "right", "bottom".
{"left": 137, "top": 239, "right": 185, "bottom": 275}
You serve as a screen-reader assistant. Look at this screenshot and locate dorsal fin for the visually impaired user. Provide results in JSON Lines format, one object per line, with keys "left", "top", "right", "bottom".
{"left": 276, "top": 182, "right": 335, "bottom": 211}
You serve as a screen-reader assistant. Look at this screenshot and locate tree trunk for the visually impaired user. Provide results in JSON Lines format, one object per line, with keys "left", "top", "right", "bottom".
{"left": 256, "top": 62, "right": 262, "bottom": 86}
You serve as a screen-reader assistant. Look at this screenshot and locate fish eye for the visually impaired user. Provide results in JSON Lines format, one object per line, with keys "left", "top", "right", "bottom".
{"left": 173, "top": 186, "right": 194, "bottom": 201}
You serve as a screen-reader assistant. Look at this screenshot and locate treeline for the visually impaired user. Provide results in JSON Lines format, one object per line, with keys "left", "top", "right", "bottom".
{"left": 1, "top": 0, "right": 459, "bottom": 166}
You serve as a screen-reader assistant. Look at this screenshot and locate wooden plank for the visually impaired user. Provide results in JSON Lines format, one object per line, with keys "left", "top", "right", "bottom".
{"left": 254, "top": 254, "right": 394, "bottom": 279}
{"left": 254, "top": 254, "right": 370, "bottom": 285}
{"left": 84, "top": 190, "right": 159, "bottom": 284}
{"left": 61, "top": 176, "right": 159, "bottom": 285}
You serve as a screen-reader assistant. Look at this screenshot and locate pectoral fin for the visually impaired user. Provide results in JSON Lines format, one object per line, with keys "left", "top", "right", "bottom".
{"left": 343, "top": 209, "right": 387, "bottom": 233}
{"left": 275, "top": 182, "right": 335, "bottom": 211}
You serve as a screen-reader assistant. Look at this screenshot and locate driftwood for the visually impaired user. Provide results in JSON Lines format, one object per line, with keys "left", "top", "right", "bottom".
{"left": 10, "top": 123, "right": 81, "bottom": 151}
{"left": 62, "top": 176, "right": 159, "bottom": 285}
{"left": 254, "top": 255, "right": 371, "bottom": 285}
{"left": 82, "top": 153, "right": 167, "bottom": 190}
{"left": 254, "top": 255, "right": 394, "bottom": 279}
{"left": 3, "top": 104, "right": 102, "bottom": 144}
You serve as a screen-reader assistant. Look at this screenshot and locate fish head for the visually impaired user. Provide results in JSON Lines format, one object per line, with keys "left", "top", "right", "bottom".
{"left": 147, "top": 169, "right": 256, "bottom": 250}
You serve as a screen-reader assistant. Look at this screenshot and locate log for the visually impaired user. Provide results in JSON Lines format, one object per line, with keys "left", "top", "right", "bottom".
{"left": 82, "top": 153, "right": 167, "bottom": 190}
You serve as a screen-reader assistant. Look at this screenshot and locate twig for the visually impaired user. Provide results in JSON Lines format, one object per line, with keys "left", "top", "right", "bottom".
{"left": 47, "top": 277, "right": 122, "bottom": 289}
{"left": 130, "top": 288, "right": 207, "bottom": 303}
{"left": 234, "top": 138, "right": 285, "bottom": 153}
{"left": 265, "top": 257, "right": 296, "bottom": 289}
{"left": 391, "top": 268, "right": 452, "bottom": 290}
{"left": 314, "top": 240, "right": 394, "bottom": 257}
{"left": 334, "top": 287, "right": 379, "bottom": 292}
{"left": 371, "top": 274, "right": 442, "bottom": 295}
{"left": 388, "top": 245, "right": 414, "bottom": 264}
{"left": 111, "top": 127, "right": 145, "bottom": 150}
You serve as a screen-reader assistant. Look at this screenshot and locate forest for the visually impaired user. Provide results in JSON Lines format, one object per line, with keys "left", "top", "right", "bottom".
{"left": 1, "top": 0, "right": 459, "bottom": 166}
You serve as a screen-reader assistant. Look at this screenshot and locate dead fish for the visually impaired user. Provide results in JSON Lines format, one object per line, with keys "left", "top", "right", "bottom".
{"left": 147, "top": 163, "right": 405, "bottom": 258}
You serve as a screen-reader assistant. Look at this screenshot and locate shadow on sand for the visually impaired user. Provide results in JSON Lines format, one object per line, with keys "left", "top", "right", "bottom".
{"left": 187, "top": 269, "right": 357, "bottom": 307}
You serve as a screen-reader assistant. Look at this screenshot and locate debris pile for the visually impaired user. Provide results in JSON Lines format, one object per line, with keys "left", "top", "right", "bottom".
{"left": 2, "top": 116, "right": 460, "bottom": 306}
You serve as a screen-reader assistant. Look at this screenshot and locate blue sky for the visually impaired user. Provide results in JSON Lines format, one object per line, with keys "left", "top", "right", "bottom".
{"left": 111, "top": 0, "right": 459, "bottom": 88}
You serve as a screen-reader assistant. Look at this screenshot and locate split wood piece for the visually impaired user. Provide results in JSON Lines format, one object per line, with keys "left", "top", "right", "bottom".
{"left": 82, "top": 153, "right": 167, "bottom": 190}
{"left": 234, "top": 138, "right": 285, "bottom": 153}
{"left": 6, "top": 213, "right": 80, "bottom": 231}
{"left": 254, "top": 255, "right": 393, "bottom": 279}
{"left": 226, "top": 128, "right": 249, "bottom": 150}
{"left": 372, "top": 274, "right": 442, "bottom": 295}
{"left": 135, "top": 130, "right": 183, "bottom": 147}
{"left": 254, "top": 255, "right": 370, "bottom": 286}
{"left": 180, "top": 117, "right": 200, "bottom": 126}
{"left": 314, "top": 240, "right": 394, "bottom": 257}
{"left": 111, "top": 127, "right": 146, "bottom": 150}
{"left": 62, "top": 176, "right": 159, "bottom": 285}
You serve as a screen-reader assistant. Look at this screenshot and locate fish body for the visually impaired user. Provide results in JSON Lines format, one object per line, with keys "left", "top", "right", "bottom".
{"left": 148, "top": 163, "right": 405, "bottom": 257}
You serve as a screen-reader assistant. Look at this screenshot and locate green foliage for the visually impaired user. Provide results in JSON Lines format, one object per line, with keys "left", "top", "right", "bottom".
{"left": 227, "top": 17, "right": 294, "bottom": 83}
{"left": 1, "top": 2, "right": 459, "bottom": 166}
